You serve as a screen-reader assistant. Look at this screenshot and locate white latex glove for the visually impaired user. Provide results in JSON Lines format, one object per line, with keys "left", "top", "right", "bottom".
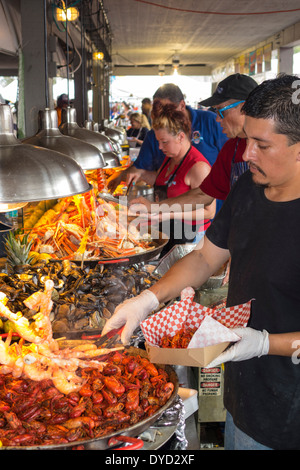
{"left": 207, "top": 327, "right": 269, "bottom": 368}
{"left": 101, "top": 289, "right": 159, "bottom": 344}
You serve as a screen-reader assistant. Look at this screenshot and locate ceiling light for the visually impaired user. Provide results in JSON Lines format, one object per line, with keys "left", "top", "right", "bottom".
{"left": 93, "top": 51, "right": 104, "bottom": 61}
{"left": 158, "top": 65, "right": 165, "bottom": 76}
{"left": 56, "top": 2, "right": 79, "bottom": 21}
{"left": 0, "top": 104, "right": 91, "bottom": 204}
{"left": 172, "top": 54, "right": 180, "bottom": 73}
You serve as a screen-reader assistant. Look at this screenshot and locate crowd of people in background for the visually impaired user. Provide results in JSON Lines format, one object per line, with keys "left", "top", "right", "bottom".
{"left": 110, "top": 93, "right": 213, "bottom": 130}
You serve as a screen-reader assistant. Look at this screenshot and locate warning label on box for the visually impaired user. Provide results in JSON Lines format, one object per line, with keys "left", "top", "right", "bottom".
{"left": 199, "top": 366, "right": 222, "bottom": 396}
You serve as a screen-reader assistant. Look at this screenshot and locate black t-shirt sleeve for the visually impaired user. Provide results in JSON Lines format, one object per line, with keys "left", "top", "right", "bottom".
{"left": 205, "top": 183, "right": 234, "bottom": 250}
{"left": 205, "top": 170, "right": 252, "bottom": 251}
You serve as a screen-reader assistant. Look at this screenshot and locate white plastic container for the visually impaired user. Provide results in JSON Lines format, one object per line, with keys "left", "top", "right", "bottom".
{"left": 178, "top": 387, "right": 198, "bottom": 419}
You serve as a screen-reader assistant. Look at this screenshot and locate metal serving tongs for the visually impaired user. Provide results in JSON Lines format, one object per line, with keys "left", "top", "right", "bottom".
{"left": 98, "top": 192, "right": 128, "bottom": 206}
{"left": 125, "top": 179, "right": 133, "bottom": 196}
{"left": 81, "top": 326, "right": 124, "bottom": 349}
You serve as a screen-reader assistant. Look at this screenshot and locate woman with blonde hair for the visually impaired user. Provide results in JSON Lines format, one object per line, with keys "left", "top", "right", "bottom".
{"left": 127, "top": 112, "right": 150, "bottom": 147}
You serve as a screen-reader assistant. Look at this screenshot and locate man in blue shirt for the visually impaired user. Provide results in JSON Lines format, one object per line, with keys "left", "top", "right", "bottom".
{"left": 107, "top": 83, "right": 227, "bottom": 192}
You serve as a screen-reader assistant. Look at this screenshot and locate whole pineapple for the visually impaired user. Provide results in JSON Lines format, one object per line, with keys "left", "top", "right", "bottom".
{"left": 4, "top": 231, "right": 35, "bottom": 268}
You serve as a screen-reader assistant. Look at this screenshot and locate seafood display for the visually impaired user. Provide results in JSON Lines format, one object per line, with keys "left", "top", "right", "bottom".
{"left": 0, "top": 261, "right": 160, "bottom": 335}
{"left": 0, "top": 280, "right": 176, "bottom": 447}
{"left": 22, "top": 190, "right": 158, "bottom": 261}
{"left": 0, "top": 280, "right": 121, "bottom": 388}
{"left": 0, "top": 353, "right": 175, "bottom": 447}
{"left": 160, "top": 327, "right": 198, "bottom": 349}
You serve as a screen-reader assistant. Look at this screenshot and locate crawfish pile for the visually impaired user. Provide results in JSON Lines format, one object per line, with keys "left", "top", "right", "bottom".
{"left": 160, "top": 327, "right": 197, "bottom": 349}
{"left": 0, "top": 351, "right": 174, "bottom": 447}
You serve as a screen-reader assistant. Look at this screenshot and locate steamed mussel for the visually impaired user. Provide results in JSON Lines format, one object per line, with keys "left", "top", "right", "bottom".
{"left": 0, "top": 260, "right": 160, "bottom": 335}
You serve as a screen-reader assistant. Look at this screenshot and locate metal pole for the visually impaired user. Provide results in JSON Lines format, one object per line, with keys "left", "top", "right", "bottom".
{"left": 43, "top": 0, "right": 49, "bottom": 108}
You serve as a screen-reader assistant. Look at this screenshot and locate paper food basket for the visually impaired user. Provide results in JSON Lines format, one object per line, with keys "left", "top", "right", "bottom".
{"left": 141, "top": 287, "right": 252, "bottom": 367}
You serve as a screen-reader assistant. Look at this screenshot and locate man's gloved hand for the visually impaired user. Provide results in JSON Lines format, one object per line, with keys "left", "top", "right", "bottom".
{"left": 207, "top": 327, "right": 269, "bottom": 368}
{"left": 101, "top": 289, "right": 159, "bottom": 344}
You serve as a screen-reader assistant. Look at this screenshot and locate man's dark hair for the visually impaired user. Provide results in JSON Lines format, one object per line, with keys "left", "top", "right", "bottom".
{"left": 242, "top": 73, "right": 300, "bottom": 145}
{"left": 153, "top": 83, "right": 184, "bottom": 104}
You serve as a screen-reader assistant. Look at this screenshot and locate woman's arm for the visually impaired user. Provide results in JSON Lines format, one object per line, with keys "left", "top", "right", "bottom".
{"left": 183, "top": 161, "right": 216, "bottom": 220}
{"left": 130, "top": 136, "right": 143, "bottom": 146}
{"left": 127, "top": 169, "right": 157, "bottom": 186}
{"left": 129, "top": 161, "right": 216, "bottom": 221}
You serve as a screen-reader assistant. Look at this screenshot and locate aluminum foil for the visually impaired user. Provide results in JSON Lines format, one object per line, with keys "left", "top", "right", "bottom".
{"left": 152, "top": 395, "right": 188, "bottom": 450}
{"left": 130, "top": 330, "right": 188, "bottom": 450}
{"left": 153, "top": 244, "right": 196, "bottom": 276}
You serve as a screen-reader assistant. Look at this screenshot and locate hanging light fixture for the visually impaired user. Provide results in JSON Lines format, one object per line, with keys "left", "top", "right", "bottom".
{"left": 24, "top": 109, "right": 106, "bottom": 171}
{"left": 158, "top": 64, "right": 165, "bottom": 76}
{"left": 0, "top": 0, "right": 90, "bottom": 211}
{"left": 60, "top": 107, "right": 121, "bottom": 168}
{"left": 85, "top": 121, "right": 123, "bottom": 158}
{"left": 54, "top": 1, "right": 119, "bottom": 170}
{"left": 0, "top": 104, "right": 91, "bottom": 204}
{"left": 93, "top": 51, "right": 104, "bottom": 61}
{"left": 103, "top": 126, "right": 127, "bottom": 146}
{"left": 102, "top": 126, "right": 128, "bottom": 158}
{"left": 56, "top": 1, "right": 79, "bottom": 22}
{"left": 24, "top": 0, "right": 106, "bottom": 172}
{"left": 172, "top": 54, "right": 180, "bottom": 75}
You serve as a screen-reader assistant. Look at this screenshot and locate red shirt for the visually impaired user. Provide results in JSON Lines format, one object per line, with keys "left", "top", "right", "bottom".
{"left": 200, "top": 137, "right": 247, "bottom": 200}
{"left": 156, "top": 145, "right": 210, "bottom": 197}
{"left": 155, "top": 145, "right": 211, "bottom": 229}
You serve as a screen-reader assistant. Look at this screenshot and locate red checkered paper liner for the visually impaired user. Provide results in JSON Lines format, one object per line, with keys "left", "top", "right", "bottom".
{"left": 141, "top": 287, "right": 252, "bottom": 347}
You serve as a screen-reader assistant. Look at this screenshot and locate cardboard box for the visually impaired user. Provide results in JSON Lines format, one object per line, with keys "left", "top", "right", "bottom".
{"left": 141, "top": 287, "right": 251, "bottom": 367}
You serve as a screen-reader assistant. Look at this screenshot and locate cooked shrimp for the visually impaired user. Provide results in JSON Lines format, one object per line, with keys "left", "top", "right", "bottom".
{"left": 0, "top": 365, "right": 14, "bottom": 375}
{"left": 24, "top": 279, "right": 54, "bottom": 343}
{"left": 23, "top": 290, "right": 44, "bottom": 310}
{"left": 22, "top": 353, "right": 53, "bottom": 381}
{"left": 12, "top": 357, "right": 24, "bottom": 378}
{"left": 0, "top": 296, "right": 42, "bottom": 344}
{"left": 35, "top": 344, "right": 107, "bottom": 372}
{"left": 0, "top": 281, "right": 113, "bottom": 394}
{"left": 0, "top": 332, "right": 19, "bottom": 369}
{"left": 71, "top": 343, "right": 98, "bottom": 352}
{"left": 0, "top": 333, "right": 24, "bottom": 377}
{"left": 59, "top": 346, "right": 124, "bottom": 359}
{"left": 52, "top": 356, "right": 107, "bottom": 372}
{"left": 52, "top": 366, "right": 83, "bottom": 394}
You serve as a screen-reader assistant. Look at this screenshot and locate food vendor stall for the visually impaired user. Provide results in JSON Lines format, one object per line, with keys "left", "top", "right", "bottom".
{"left": 0, "top": 141, "right": 203, "bottom": 449}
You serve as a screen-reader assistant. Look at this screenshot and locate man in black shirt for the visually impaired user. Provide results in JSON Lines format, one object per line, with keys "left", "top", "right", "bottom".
{"left": 102, "top": 74, "right": 300, "bottom": 450}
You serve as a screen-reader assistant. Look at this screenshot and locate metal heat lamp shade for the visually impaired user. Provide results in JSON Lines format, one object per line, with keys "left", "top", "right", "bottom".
{"left": 104, "top": 126, "right": 128, "bottom": 146}
{"left": 84, "top": 121, "right": 123, "bottom": 159}
{"left": 60, "top": 108, "right": 121, "bottom": 168}
{"left": 0, "top": 104, "right": 91, "bottom": 203}
{"left": 23, "top": 109, "right": 106, "bottom": 171}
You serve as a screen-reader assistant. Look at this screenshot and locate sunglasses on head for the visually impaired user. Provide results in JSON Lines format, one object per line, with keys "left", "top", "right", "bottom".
{"left": 213, "top": 100, "right": 245, "bottom": 119}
